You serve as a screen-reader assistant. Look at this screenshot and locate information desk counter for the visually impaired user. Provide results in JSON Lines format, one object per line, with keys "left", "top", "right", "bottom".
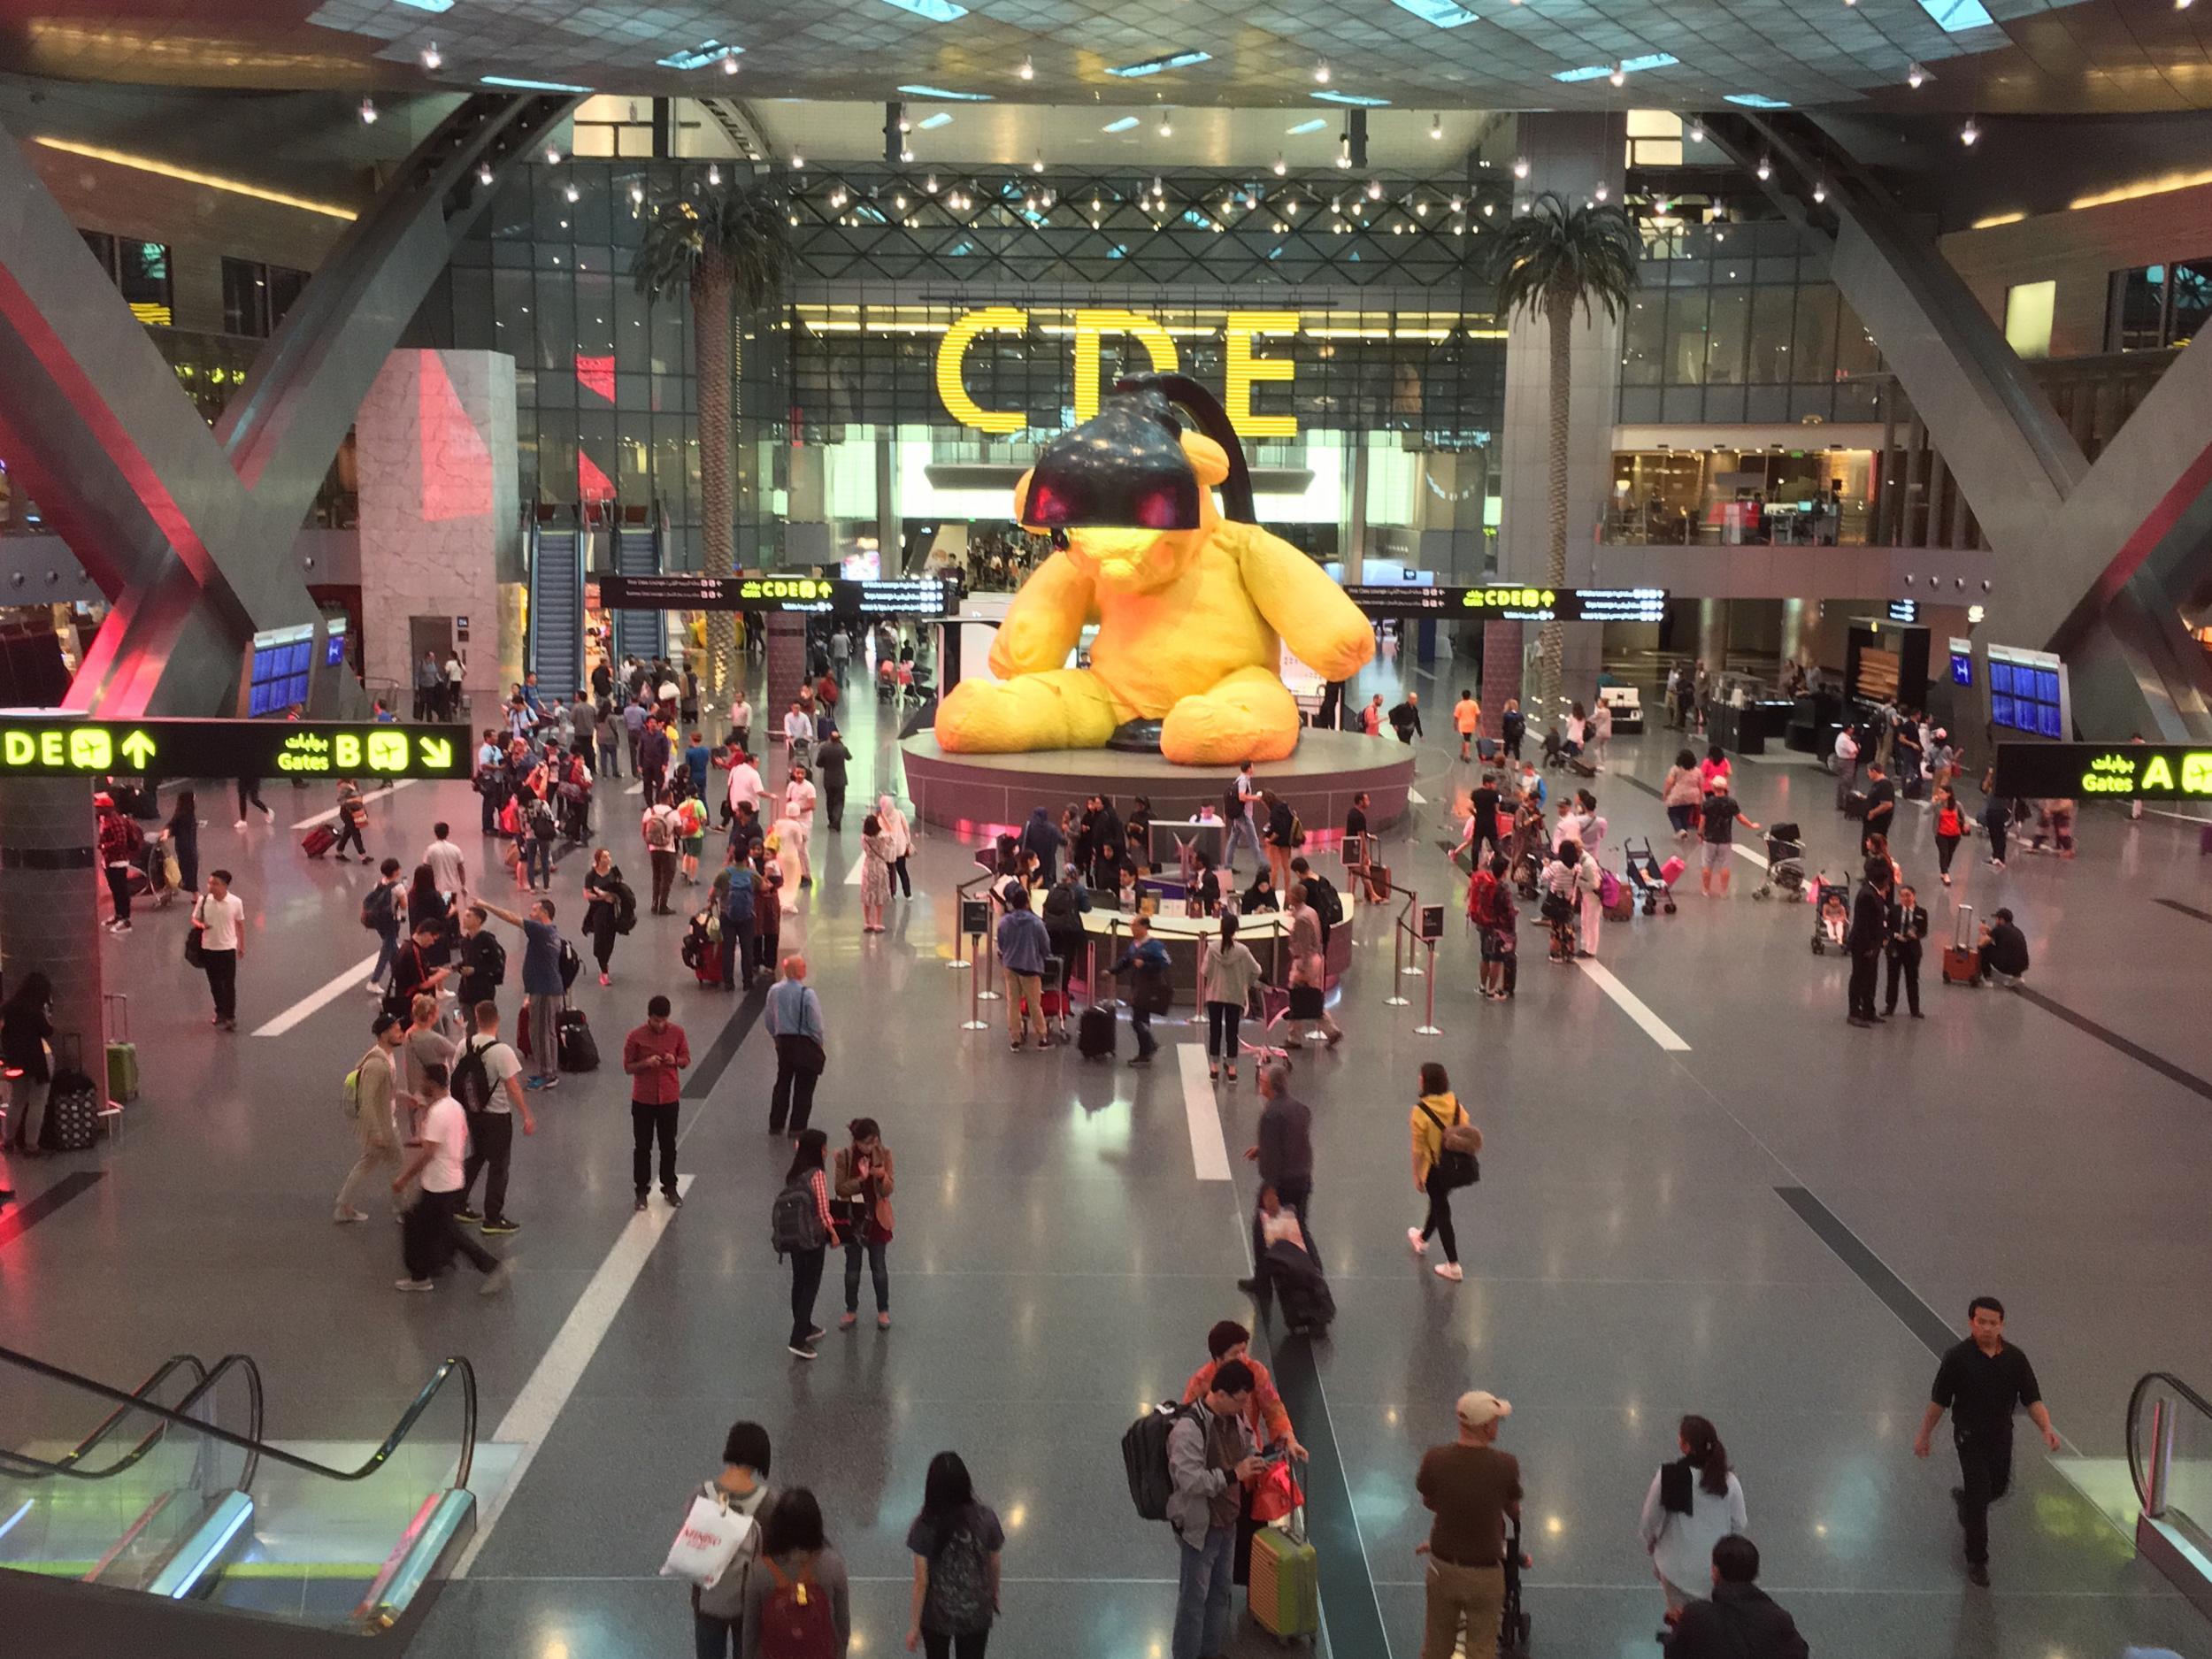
{"left": 1059, "top": 887, "right": 1359, "bottom": 997}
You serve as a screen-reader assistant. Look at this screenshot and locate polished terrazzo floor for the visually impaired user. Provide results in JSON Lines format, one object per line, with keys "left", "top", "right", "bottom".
{"left": 6, "top": 649, "right": 2212, "bottom": 1659}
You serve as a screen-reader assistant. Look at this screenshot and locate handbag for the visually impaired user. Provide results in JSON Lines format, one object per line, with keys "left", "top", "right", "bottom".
{"left": 1420, "top": 1102, "right": 1481, "bottom": 1188}
{"left": 1250, "top": 1458, "right": 1304, "bottom": 1525}
{"left": 788, "top": 1033, "right": 826, "bottom": 1076}
{"left": 659, "top": 1487, "right": 757, "bottom": 1589}
{"left": 183, "top": 899, "right": 207, "bottom": 968}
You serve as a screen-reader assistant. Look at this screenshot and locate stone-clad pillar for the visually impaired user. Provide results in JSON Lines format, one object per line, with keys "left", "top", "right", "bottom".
{"left": 0, "top": 780, "right": 105, "bottom": 1087}
{"left": 765, "top": 615, "right": 808, "bottom": 781}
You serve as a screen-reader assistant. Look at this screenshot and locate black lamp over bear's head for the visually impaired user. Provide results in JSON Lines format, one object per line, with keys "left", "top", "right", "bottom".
{"left": 1019, "top": 374, "right": 1257, "bottom": 536}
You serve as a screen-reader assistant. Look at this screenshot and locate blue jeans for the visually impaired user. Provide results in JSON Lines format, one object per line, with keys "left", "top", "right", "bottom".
{"left": 523, "top": 838, "right": 552, "bottom": 888}
{"left": 371, "top": 926, "right": 399, "bottom": 986}
{"left": 1172, "top": 1525, "right": 1234, "bottom": 1659}
{"left": 1225, "top": 815, "right": 1262, "bottom": 870}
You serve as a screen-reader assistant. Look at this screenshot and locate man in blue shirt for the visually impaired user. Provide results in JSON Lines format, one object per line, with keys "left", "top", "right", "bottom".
{"left": 995, "top": 886, "right": 1053, "bottom": 1051}
{"left": 764, "top": 954, "right": 826, "bottom": 1135}
{"left": 1108, "top": 914, "right": 1172, "bottom": 1065}
{"left": 480, "top": 896, "right": 566, "bottom": 1089}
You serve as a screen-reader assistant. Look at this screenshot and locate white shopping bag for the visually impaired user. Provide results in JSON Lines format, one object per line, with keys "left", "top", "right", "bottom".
{"left": 660, "top": 1492, "right": 757, "bottom": 1588}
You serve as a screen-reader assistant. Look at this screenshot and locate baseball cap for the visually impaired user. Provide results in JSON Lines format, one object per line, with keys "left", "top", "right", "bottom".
{"left": 370, "top": 1010, "right": 402, "bottom": 1038}
{"left": 1455, "top": 1390, "right": 1512, "bottom": 1429}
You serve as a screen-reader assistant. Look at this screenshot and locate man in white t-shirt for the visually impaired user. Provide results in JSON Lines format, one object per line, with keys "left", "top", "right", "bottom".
{"left": 423, "top": 822, "right": 469, "bottom": 902}
{"left": 730, "top": 695, "right": 754, "bottom": 754}
{"left": 393, "top": 1062, "right": 511, "bottom": 1294}
{"left": 192, "top": 869, "right": 248, "bottom": 1030}
{"left": 779, "top": 764, "right": 818, "bottom": 888}
{"left": 444, "top": 652, "right": 465, "bottom": 721}
{"left": 726, "top": 749, "right": 764, "bottom": 824}
{"left": 451, "top": 1000, "right": 534, "bottom": 1235}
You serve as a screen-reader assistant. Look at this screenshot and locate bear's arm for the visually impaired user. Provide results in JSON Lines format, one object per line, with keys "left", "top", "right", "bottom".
{"left": 987, "top": 550, "right": 1096, "bottom": 677}
{"left": 1225, "top": 522, "right": 1377, "bottom": 680}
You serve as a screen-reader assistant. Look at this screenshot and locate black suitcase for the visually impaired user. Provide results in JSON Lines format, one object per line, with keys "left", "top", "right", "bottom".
{"left": 42, "top": 1035, "right": 101, "bottom": 1152}
{"left": 1843, "top": 790, "right": 1868, "bottom": 820}
{"left": 556, "top": 1006, "right": 600, "bottom": 1071}
{"left": 1078, "top": 1003, "right": 1117, "bottom": 1061}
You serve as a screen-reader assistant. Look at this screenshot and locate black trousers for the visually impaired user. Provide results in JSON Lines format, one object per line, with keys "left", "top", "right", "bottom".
{"left": 403, "top": 1187, "right": 498, "bottom": 1279}
{"left": 1936, "top": 833, "right": 1961, "bottom": 875}
{"left": 1205, "top": 1001, "right": 1242, "bottom": 1061}
{"left": 1954, "top": 1425, "right": 2013, "bottom": 1565}
{"left": 104, "top": 864, "right": 132, "bottom": 924}
{"left": 1848, "top": 949, "right": 1881, "bottom": 1019}
{"left": 202, "top": 949, "right": 237, "bottom": 1022}
{"left": 631, "top": 1099, "right": 679, "bottom": 1198}
{"left": 236, "top": 778, "right": 268, "bottom": 817}
{"left": 892, "top": 855, "right": 911, "bottom": 897}
{"left": 825, "top": 785, "right": 845, "bottom": 832}
{"left": 1419, "top": 1170, "right": 1458, "bottom": 1263}
{"left": 649, "top": 849, "right": 677, "bottom": 911}
{"left": 718, "top": 918, "right": 755, "bottom": 990}
{"left": 769, "top": 1039, "right": 818, "bottom": 1134}
{"left": 1885, "top": 948, "right": 1922, "bottom": 1015}
{"left": 461, "top": 1110, "right": 514, "bottom": 1221}
{"left": 334, "top": 819, "right": 367, "bottom": 859}
{"left": 788, "top": 1245, "right": 826, "bottom": 1347}
{"left": 1468, "top": 822, "right": 1502, "bottom": 867}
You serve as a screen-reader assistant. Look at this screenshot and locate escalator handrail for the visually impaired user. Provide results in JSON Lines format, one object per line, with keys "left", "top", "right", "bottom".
{"left": 0, "top": 1352, "right": 265, "bottom": 1488}
{"left": 2126, "top": 1371, "right": 2212, "bottom": 1508}
{"left": 0, "top": 1353, "right": 205, "bottom": 1480}
{"left": 0, "top": 1345, "right": 477, "bottom": 1493}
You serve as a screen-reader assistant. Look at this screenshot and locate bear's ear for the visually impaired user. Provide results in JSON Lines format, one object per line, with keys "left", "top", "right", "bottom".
{"left": 1180, "top": 432, "right": 1230, "bottom": 488}
{"left": 1012, "top": 465, "right": 1037, "bottom": 525}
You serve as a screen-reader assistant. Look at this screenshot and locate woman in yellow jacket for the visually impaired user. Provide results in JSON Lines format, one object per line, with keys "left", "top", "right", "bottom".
{"left": 1407, "top": 1061, "right": 1478, "bottom": 1283}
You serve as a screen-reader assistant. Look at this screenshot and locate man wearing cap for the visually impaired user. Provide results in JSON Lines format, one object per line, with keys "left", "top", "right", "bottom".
{"left": 1415, "top": 1390, "right": 1523, "bottom": 1659}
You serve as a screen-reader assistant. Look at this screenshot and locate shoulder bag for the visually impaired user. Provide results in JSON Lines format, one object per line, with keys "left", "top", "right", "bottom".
{"left": 184, "top": 898, "right": 208, "bottom": 968}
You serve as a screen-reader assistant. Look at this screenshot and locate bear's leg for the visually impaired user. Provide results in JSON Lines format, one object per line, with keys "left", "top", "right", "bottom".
{"left": 1161, "top": 665, "right": 1302, "bottom": 766}
{"left": 935, "top": 667, "right": 1123, "bottom": 753}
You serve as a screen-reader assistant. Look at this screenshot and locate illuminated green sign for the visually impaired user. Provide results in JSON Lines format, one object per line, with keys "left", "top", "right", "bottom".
{"left": 1993, "top": 742, "right": 2212, "bottom": 801}
{"left": 0, "top": 719, "right": 471, "bottom": 780}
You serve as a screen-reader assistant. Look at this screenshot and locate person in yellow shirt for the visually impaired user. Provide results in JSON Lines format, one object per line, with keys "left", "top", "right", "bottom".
{"left": 1452, "top": 689, "right": 1482, "bottom": 763}
{"left": 1407, "top": 1061, "right": 1479, "bottom": 1283}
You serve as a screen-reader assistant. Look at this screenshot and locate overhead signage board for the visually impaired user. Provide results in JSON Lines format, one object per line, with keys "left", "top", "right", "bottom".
{"left": 1993, "top": 742, "right": 2210, "bottom": 800}
{"left": 598, "top": 574, "right": 957, "bottom": 618}
{"left": 1340, "top": 583, "right": 1668, "bottom": 623}
{"left": 0, "top": 719, "right": 471, "bottom": 780}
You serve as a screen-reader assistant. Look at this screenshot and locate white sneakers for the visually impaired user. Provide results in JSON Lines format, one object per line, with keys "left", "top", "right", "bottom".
{"left": 1434, "top": 1262, "right": 1464, "bottom": 1282}
{"left": 1409, "top": 1228, "right": 1463, "bottom": 1280}
{"left": 1408, "top": 1227, "right": 1427, "bottom": 1256}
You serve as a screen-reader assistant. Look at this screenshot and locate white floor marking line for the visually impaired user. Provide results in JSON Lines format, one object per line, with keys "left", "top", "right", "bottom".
{"left": 454, "top": 1172, "right": 696, "bottom": 1578}
{"left": 291, "top": 779, "right": 414, "bottom": 831}
{"left": 625, "top": 781, "right": 644, "bottom": 796}
{"left": 1575, "top": 957, "right": 1692, "bottom": 1052}
{"left": 1406, "top": 787, "right": 1427, "bottom": 805}
{"left": 1732, "top": 841, "right": 1770, "bottom": 868}
{"left": 250, "top": 951, "right": 385, "bottom": 1037}
{"left": 1175, "top": 1043, "right": 1233, "bottom": 1182}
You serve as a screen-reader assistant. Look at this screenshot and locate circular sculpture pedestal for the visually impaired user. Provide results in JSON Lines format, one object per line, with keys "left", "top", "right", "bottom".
{"left": 899, "top": 729, "right": 1417, "bottom": 838}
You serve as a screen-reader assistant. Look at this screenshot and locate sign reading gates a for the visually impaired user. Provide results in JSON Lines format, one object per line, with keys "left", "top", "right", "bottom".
{"left": 1341, "top": 583, "right": 1668, "bottom": 623}
{"left": 598, "top": 574, "right": 957, "bottom": 618}
{"left": 1993, "top": 742, "right": 2212, "bottom": 801}
{"left": 0, "top": 719, "right": 470, "bottom": 780}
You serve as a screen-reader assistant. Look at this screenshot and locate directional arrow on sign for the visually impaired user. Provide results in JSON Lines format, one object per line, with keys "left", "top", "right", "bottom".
{"left": 418, "top": 735, "right": 453, "bottom": 772}
{"left": 119, "top": 731, "right": 157, "bottom": 769}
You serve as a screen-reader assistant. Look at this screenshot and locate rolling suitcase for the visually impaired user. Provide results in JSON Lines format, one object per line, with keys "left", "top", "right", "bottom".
{"left": 1077, "top": 1003, "right": 1117, "bottom": 1061}
{"left": 1941, "top": 903, "right": 1979, "bottom": 986}
{"left": 556, "top": 1005, "right": 600, "bottom": 1071}
{"left": 1248, "top": 1504, "right": 1320, "bottom": 1641}
{"left": 42, "top": 1035, "right": 101, "bottom": 1152}
{"left": 302, "top": 824, "right": 338, "bottom": 857}
{"left": 104, "top": 993, "right": 138, "bottom": 1104}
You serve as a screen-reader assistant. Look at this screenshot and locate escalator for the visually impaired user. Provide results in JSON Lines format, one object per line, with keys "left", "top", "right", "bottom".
{"left": 611, "top": 508, "right": 666, "bottom": 664}
{"left": 0, "top": 1342, "right": 478, "bottom": 1656}
{"left": 528, "top": 514, "right": 585, "bottom": 699}
{"left": 2129, "top": 1371, "right": 2212, "bottom": 1621}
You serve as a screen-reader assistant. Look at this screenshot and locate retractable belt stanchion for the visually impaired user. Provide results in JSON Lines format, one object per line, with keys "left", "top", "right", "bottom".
{"left": 1415, "top": 933, "right": 1442, "bottom": 1036}
{"left": 961, "top": 931, "right": 989, "bottom": 1031}
{"left": 955, "top": 880, "right": 992, "bottom": 1030}
{"left": 1385, "top": 884, "right": 1415, "bottom": 1007}
{"left": 950, "top": 872, "right": 986, "bottom": 972}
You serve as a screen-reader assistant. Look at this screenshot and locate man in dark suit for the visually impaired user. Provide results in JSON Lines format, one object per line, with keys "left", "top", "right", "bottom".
{"left": 1847, "top": 856, "right": 1892, "bottom": 1027}
{"left": 1886, "top": 882, "right": 1929, "bottom": 1018}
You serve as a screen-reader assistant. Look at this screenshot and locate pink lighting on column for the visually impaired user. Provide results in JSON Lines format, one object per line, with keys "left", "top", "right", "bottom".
{"left": 579, "top": 449, "right": 615, "bottom": 504}
{"left": 417, "top": 354, "right": 492, "bottom": 522}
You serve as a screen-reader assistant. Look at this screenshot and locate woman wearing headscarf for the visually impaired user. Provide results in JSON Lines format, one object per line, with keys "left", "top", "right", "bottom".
{"left": 876, "top": 795, "right": 914, "bottom": 900}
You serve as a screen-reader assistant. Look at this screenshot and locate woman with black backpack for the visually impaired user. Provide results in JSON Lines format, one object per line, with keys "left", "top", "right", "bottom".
{"left": 580, "top": 848, "right": 629, "bottom": 987}
{"left": 1407, "top": 1062, "right": 1479, "bottom": 1285}
{"left": 904, "top": 1451, "right": 1004, "bottom": 1657}
{"left": 778, "top": 1130, "right": 836, "bottom": 1362}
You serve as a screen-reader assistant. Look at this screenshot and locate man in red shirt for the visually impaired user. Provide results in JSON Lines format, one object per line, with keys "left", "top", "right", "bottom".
{"left": 622, "top": 995, "right": 691, "bottom": 1213}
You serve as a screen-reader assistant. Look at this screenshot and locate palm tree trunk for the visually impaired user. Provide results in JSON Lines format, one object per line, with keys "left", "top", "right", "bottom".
{"left": 693, "top": 258, "right": 734, "bottom": 707}
{"left": 1535, "top": 292, "right": 1573, "bottom": 720}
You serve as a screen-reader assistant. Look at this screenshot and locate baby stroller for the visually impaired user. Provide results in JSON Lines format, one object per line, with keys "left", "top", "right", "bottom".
{"left": 1809, "top": 873, "right": 1851, "bottom": 955}
{"left": 1752, "top": 823, "right": 1807, "bottom": 902}
{"left": 1621, "top": 837, "right": 1678, "bottom": 916}
{"left": 1261, "top": 1237, "right": 1335, "bottom": 1337}
{"left": 875, "top": 660, "right": 897, "bottom": 703}
{"left": 1499, "top": 1511, "right": 1533, "bottom": 1658}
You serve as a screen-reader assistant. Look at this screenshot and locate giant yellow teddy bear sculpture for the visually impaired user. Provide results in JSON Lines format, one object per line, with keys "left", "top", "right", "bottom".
{"left": 933, "top": 427, "right": 1376, "bottom": 766}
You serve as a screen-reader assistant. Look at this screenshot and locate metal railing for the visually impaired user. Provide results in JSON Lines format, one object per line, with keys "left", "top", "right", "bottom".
{"left": 2129, "top": 1371, "right": 2212, "bottom": 1546}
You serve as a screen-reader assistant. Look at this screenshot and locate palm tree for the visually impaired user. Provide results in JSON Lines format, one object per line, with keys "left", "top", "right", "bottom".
{"left": 1487, "top": 190, "right": 1640, "bottom": 718}
{"left": 634, "top": 179, "right": 792, "bottom": 708}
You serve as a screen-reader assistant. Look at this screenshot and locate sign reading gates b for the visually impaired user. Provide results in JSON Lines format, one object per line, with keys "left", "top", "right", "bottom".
{"left": 1993, "top": 741, "right": 2212, "bottom": 802}
{"left": 0, "top": 718, "right": 472, "bottom": 780}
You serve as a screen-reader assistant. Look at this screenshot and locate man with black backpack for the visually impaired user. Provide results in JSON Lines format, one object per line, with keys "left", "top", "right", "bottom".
{"left": 1287, "top": 856, "right": 1341, "bottom": 952}
{"left": 454, "top": 905, "right": 508, "bottom": 1013}
{"left": 361, "top": 858, "right": 405, "bottom": 996}
{"left": 1165, "top": 1359, "right": 1267, "bottom": 1659}
{"left": 451, "top": 1000, "right": 534, "bottom": 1236}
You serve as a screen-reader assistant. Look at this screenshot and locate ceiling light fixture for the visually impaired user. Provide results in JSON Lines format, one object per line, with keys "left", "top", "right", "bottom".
{"left": 1019, "top": 52, "right": 1035, "bottom": 80}
{"left": 477, "top": 161, "right": 494, "bottom": 185}
{"left": 1286, "top": 117, "right": 1327, "bottom": 134}
{"left": 878, "top": 0, "right": 969, "bottom": 19}
{"left": 1755, "top": 155, "right": 1771, "bottom": 180}
{"left": 897, "top": 83, "right": 995, "bottom": 99}
{"left": 1482, "top": 201, "right": 1494, "bottom": 215}
{"left": 1723, "top": 92, "right": 1791, "bottom": 108}
{"left": 1389, "top": 0, "right": 1481, "bottom": 25}
{"left": 630, "top": 182, "right": 645, "bottom": 204}
{"left": 1906, "top": 62, "right": 1928, "bottom": 87}
{"left": 420, "top": 42, "right": 442, "bottom": 70}
{"left": 1687, "top": 119, "right": 1705, "bottom": 142}
{"left": 1959, "top": 119, "right": 1979, "bottom": 144}
{"left": 926, "top": 173, "right": 938, "bottom": 192}
{"left": 707, "top": 163, "right": 721, "bottom": 186}
{"left": 1609, "top": 64, "right": 1626, "bottom": 86}
{"left": 1312, "top": 89, "right": 1390, "bottom": 106}
{"left": 1511, "top": 155, "right": 1530, "bottom": 179}
{"left": 1315, "top": 58, "right": 1332, "bottom": 83}
{"left": 358, "top": 96, "right": 378, "bottom": 124}
{"left": 1335, "top": 135, "right": 1353, "bottom": 168}
{"left": 1273, "top": 152, "right": 1287, "bottom": 175}
{"left": 792, "top": 150, "right": 806, "bottom": 169}
{"left": 564, "top": 180, "right": 580, "bottom": 203}
{"left": 1106, "top": 49, "right": 1212, "bottom": 76}
{"left": 1367, "top": 178, "right": 1383, "bottom": 199}
{"left": 900, "top": 147, "right": 914, "bottom": 162}
{"left": 1449, "top": 194, "right": 1463, "bottom": 211}
{"left": 723, "top": 53, "right": 741, "bottom": 74}
{"left": 482, "top": 74, "right": 592, "bottom": 92}
{"left": 1102, "top": 116, "right": 1139, "bottom": 133}
{"left": 1158, "top": 110, "right": 1173, "bottom": 136}
{"left": 1431, "top": 113, "right": 1443, "bottom": 139}
{"left": 545, "top": 143, "right": 562, "bottom": 165}
{"left": 1594, "top": 182, "right": 1609, "bottom": 201}
{"left": 1812, "top": 178, "right": 1827, "bottom": 203}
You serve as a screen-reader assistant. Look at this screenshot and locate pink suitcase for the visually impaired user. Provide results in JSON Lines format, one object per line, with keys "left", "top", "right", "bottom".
{"left": 1659, "top": 855, "right": 1686, "bottom": 886}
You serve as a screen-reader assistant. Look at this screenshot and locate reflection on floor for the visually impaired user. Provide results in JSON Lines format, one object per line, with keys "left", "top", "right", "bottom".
{"left": 5, "top": 650, "right": 2212, "bottom": 1659}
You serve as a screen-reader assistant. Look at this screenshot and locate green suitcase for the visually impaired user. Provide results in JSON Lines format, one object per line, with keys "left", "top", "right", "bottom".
{"left": 104, "top": 993, "right": 138, "bottom": 1104}
{"left": 1248, "top": 1507, "right": 1319, "bottom": 1643}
